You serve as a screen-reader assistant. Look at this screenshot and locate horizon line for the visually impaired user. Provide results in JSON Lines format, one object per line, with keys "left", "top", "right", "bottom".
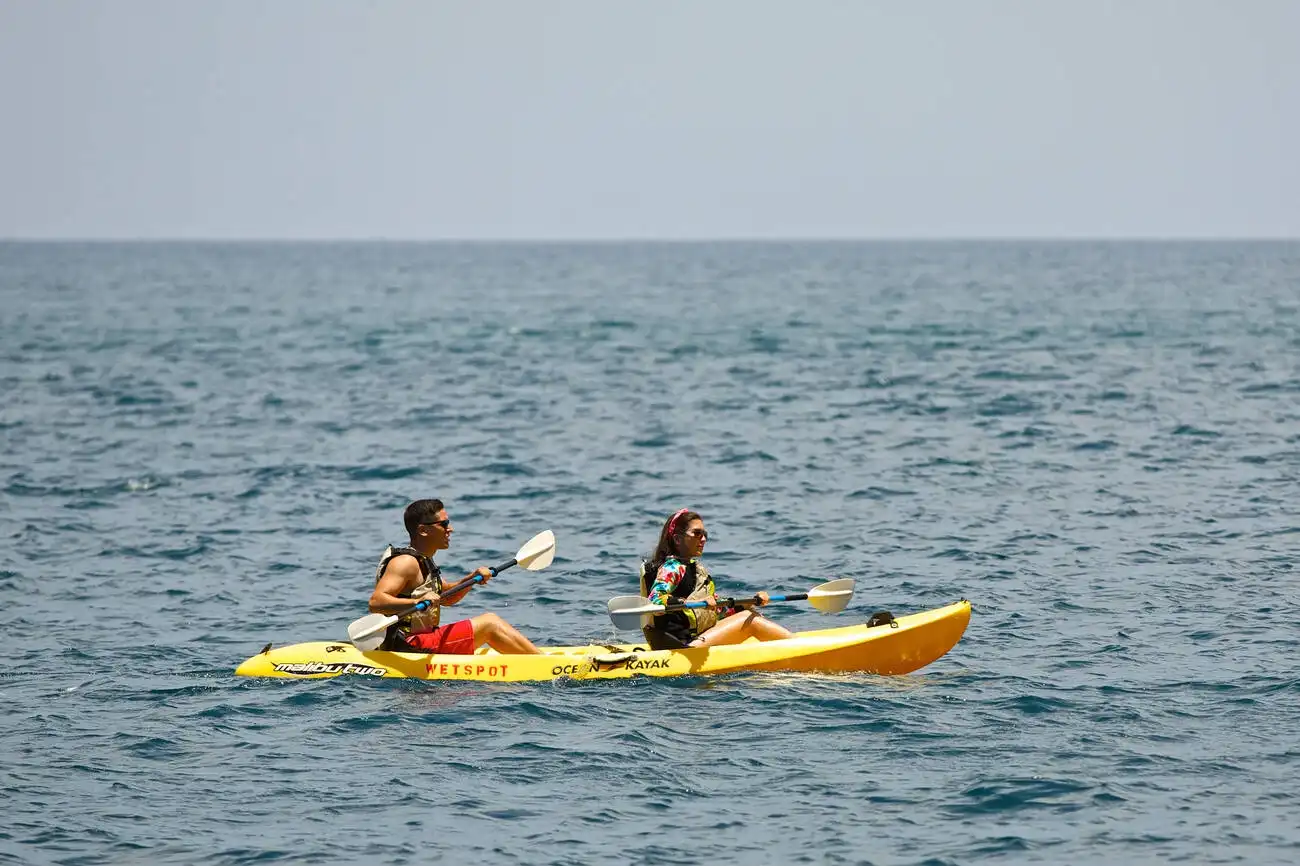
{"left": 1, "top": 235, "right": 1298, "bottom": 244}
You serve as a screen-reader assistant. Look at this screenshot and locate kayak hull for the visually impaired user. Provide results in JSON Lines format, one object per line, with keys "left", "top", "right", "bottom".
{"left": 234, "top": 600, "right": 970, "bottom": 683}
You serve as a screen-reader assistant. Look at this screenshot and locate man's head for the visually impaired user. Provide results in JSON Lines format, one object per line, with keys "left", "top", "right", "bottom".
{"left": 404, "top": 498, "right": 451, "bottom": 551}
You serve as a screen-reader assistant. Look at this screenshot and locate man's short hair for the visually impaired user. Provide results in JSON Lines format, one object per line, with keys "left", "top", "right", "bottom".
{"left": 403, "top": 499, "right": 445, "bottom": 537}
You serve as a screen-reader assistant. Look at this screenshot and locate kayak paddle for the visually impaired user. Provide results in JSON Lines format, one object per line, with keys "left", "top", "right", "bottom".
{"left": 347, "top": 529, "right": 556, "bottom": 651}
{"left": 606, "top": 577, "right": 855, "bottom": 632}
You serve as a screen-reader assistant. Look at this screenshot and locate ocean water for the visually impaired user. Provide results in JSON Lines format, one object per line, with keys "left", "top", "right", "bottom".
{"left": 1, "top": 240, "right": 1298, "bottom": 865}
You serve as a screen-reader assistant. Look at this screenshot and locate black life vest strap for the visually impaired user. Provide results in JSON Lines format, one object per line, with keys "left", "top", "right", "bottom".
{"left": 378, "top": 546, "right": 435, "bottom": 580}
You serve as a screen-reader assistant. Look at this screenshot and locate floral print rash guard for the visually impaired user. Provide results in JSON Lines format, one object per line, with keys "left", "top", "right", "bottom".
{"left": 647, "top": 557, "right": 736, "bottom": 617}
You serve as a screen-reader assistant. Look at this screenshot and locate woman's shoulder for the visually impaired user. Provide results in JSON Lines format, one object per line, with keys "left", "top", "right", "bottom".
{"left": 657, "top": 556, "right": 689, "bottom": 575}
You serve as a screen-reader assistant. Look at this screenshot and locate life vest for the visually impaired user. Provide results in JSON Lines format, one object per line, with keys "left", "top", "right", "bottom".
{"left": 638, "top": 557, "right": 719, "bottom": 648}
{"left": 374, "top": 546, "right": 444, "bottom": 643}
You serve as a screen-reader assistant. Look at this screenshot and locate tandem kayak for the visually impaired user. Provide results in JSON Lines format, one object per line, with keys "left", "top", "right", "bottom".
{"left": 234, "top": 599, "right": 970, "bottom": 683}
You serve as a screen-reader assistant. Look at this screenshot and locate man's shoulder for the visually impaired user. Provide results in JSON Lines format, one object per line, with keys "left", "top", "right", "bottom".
{"left": 380, "top": 548, "right": 425, "bottom": 575}
{"left": 387, "top": 548, "right": 426, "bottom": 563}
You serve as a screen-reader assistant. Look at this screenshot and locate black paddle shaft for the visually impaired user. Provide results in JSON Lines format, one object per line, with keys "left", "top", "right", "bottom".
{"left": 391, "top": 570, "right": 490, "bottom": 618}
{"left": 661, "top": 592, "right": 808, "bottom": 614}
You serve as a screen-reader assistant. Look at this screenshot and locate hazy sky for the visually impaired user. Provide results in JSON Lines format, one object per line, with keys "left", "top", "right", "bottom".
{"left": 1, "top": 1, "right": 1297, "bottom": 239}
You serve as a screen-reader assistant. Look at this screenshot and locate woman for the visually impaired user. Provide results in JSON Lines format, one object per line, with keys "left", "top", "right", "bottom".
{"left": 639, "top": 508, "right": 793, "bottom": 650}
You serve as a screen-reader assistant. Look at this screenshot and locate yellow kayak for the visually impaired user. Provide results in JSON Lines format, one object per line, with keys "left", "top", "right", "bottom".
{"left": 234, "top": 599, "right": 970, "bottom": 683}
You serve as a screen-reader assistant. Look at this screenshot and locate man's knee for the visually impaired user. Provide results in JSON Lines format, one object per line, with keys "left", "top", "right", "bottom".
{"left": 475, "top": 612, "right": 505, "bottom": 635}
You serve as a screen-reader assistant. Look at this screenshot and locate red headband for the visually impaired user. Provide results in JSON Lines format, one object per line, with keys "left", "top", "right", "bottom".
{"left": 667, "top": 508, "right": 690, "bottom": 535}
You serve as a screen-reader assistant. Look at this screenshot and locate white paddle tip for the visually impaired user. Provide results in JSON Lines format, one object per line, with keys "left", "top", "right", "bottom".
{"left": 608, "top": 595, "right": 658, "bottom": 631}
{"left": 347, "top": 613, "right": 396, "bottom": 649}
{"left": 517, "top": 529, "right": 556, "bottom": 571}
{"left": 807, "top": 578, "right": 856, "bottom": 614}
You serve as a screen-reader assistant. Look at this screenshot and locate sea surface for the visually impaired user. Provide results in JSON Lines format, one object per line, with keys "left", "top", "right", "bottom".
{"left": 1, "top": 241, "right": 1298, "bottom": 865}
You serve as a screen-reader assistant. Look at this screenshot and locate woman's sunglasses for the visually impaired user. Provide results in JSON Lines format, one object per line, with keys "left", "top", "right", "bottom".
{"left": 685, "top": 528, "right": 708, "bottom": 540}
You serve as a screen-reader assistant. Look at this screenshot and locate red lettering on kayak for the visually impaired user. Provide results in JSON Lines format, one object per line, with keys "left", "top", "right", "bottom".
{"left": 424, "top": 662, "right": 508, "bottom": 679}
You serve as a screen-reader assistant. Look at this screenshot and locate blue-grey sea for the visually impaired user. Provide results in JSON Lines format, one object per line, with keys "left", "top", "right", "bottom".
{"left": 2, "top": 241, "right": 1298, "bottom": 865}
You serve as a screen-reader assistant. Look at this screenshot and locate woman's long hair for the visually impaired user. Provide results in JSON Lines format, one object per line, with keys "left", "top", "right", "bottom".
{"left": 642, "top": 509, "right": 701, "bottom": 594}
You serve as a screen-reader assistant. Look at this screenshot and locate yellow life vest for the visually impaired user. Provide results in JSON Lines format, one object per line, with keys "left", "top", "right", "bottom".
{"left": 374, "top": 546, "right": 444, "bottom": 636}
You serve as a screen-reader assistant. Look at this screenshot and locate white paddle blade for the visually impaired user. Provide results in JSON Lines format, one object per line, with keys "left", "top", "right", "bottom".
{"left": 608, "top": 595, "right": 660, "bottom": 631}
{"left": 807, "top": 578, "right": 855, "bottom": 614}
{"left": 347, "top": 613, "right": 396, "bottom": 650}
{"left": 516, "top": 530, "right": 556, "bottom": 571}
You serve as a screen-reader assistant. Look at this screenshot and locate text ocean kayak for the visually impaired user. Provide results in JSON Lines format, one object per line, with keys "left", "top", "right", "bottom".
{"left": 234, "top": 599, "right": 970, "bottom": 683}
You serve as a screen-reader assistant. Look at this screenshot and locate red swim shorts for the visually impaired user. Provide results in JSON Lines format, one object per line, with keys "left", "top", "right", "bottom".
{"left": 403, "top": 619, "right": 476, "bottom": 654}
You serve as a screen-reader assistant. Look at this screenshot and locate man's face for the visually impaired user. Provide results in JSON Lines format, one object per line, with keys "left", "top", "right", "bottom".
{"left": 419, "top": 509, "right": 452, "bottom": 550}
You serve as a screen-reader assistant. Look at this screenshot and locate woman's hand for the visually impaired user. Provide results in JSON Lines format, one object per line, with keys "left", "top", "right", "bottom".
{"left": 704, "top": 594, "right": 718, "bottom": 609}
{"left": 470, "top": 566, "right": 494, "bottom": 584}
{"left": 754, "top": 591, "right": 771, "bottom": 606}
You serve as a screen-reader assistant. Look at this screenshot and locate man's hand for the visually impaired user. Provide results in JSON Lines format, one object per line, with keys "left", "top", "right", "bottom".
{"left": 413, "top": 590, "right": 441, "bottom": 608}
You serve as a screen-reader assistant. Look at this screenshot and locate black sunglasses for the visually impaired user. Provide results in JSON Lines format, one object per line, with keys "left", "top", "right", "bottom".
{"left": 685, "top": 528, "right": 708, "bottom": 540}
{"left": 422, "top": 519, "right": 451, "bottom": 530}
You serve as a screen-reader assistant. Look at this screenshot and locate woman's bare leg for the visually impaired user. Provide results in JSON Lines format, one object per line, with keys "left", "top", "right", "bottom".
{"left": 689, "top": 610, "right": 793, "bottom": 647}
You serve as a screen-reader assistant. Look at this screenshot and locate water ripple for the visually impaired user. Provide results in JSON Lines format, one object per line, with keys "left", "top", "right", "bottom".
{"left": 3, "top": 241, "right": 1299, "bottom": 865}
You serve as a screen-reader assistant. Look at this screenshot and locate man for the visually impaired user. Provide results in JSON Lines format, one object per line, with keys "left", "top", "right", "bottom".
{"left": 369, "top": 499, "right": 541, "bottom": 654}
